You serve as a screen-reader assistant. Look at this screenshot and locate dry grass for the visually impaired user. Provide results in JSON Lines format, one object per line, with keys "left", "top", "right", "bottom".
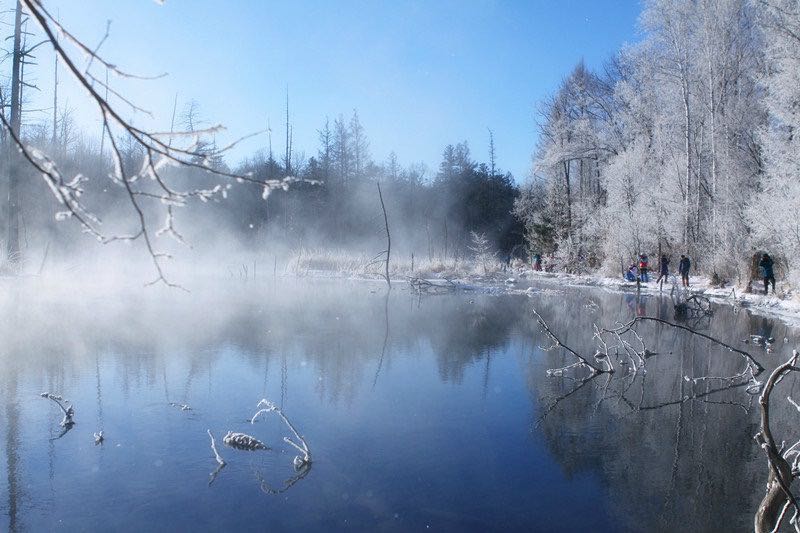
{"left": 287, "top": 248, "right": 508, "bottom": 280}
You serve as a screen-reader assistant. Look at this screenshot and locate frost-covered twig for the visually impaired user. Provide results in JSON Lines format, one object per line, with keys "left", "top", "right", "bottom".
{"left": 41, "top": 392, "right": 74, "bottom": 427}
{"left": 788, "top": 396, "right": 800, "bottom": 414}
{"left": 532, "top": 306, "right": 609, "bottom": 375}
{"left": 754, "top": 350, "right": 800, "bottom": 533}
{"left": 252, "top": 399, "right": 312, "bottom": 468}
{"left": 207, "top": 429, "right": 226, "bottom": 465}
{"left": 9, "top": 0, "right": 320, "bottom": 287}
{"left": 207, "top": 429, "right": 226, "bottom": 485}
{"left": 606, "top": 316, "right": 764, "bottom": 375}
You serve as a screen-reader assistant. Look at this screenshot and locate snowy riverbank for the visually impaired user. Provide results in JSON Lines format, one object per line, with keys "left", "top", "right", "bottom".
{"left": 504, "top": 269, "right": 800, "bottom": 326}
{"left": 313, "top": 268, "right": 800, "bottom": 326}
{"left": 284, "top": 248, "right": 800, "bottom": 324}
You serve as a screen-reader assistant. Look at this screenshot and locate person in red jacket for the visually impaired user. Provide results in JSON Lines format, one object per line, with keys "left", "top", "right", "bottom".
{"left": 638, "top": 254, "right": 649, "bottom": 283}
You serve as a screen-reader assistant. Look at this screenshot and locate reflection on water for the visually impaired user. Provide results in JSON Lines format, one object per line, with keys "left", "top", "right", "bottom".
{"left": 0, "top": 280, "right": 796, "bottom": 531}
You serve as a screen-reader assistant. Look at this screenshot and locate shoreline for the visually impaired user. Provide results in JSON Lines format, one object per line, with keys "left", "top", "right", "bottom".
{"left": 301, "top": 266, "right": 800, "bottom": 327}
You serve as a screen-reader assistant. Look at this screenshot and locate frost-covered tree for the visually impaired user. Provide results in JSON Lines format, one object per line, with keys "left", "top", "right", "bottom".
{"left": 518, "top": 0, "right": 771, "bottom": 284}
{"left": 748, "top": 0, "right": 800, "bottom": 284}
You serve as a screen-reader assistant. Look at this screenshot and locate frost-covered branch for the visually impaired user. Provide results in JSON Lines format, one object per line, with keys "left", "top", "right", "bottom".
{"left": 207, "top": 429, "right": 226, "bottom": 466}
{"left": 251, "top": 399, "right": 311, "bottom": 468}
{"left": 9, "top": 0, "right": 319, "bottom": 286}
{"left": 206, "top": 429, "right": 226, "bottom": 485}
{"left": 604, "top": 316, "right": 764, "bottom": 375}
{"left": 754, "top": 350, "right": 800, "bottom": 533}
{"left": 40, "top": 392, "right": 74, "bottom": 427}
{"left": 532, "top": 306, "right": 611, "bottom": 375}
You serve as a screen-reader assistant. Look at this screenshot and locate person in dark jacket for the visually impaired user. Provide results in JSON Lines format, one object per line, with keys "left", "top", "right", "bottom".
{"left": 760, "top": 253, "right": 776, "bottom": 295}
{"left": 656, "top": 254, "right": 670, "bottom": 284}
{"left": 678, "top": 255, "right": 691, "bottom": 287}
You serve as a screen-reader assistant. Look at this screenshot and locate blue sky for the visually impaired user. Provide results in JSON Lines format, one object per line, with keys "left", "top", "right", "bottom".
{"left": 28, "top": 0, "right": 642, "bottom": 181}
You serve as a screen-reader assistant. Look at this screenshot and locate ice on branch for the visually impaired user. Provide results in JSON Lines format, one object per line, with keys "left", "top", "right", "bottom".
{"left": 251, "top": 399, "right": 312, "bottom": 469}
{"left": 41, "top": 392, "right": 75, "bottom": 427}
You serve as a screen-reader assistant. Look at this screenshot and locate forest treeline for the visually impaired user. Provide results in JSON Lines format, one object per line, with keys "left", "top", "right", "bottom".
{"left": 4, "top": 0, "right": 800, "bottom": 286}
{"left": 515, "top": 0, "right": 800, "bottom": 285}
{"left": 6, "top": 103, "right": 522, "bottom": 264}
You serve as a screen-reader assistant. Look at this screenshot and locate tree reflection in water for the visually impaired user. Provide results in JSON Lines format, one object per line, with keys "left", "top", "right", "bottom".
{"left": 529, "top": 291, "right": 800, "bottom": 531}
{"left": 1, "top": 281, "right": 798, "bottom": 530}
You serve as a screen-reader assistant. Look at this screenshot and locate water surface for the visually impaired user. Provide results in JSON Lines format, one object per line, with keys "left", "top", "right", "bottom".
{"left": 0, "top": 280, "right": 796, "bottom": 531}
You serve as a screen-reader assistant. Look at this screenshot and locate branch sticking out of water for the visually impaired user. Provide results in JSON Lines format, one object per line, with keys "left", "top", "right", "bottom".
{"left": 252, "top": 399, "right": 312, "bottom": 468}
{"left": 754, "top": 350, "right": 800, "bottom": 533}
{"left": 606, "top": 316, "right": 764, "bottom": 375}
{"left": 207, "top": 429, "right": 226, "bottom": 485}
{"left": 532, "top": 306, "right": 610, "bottom": 375}
{"left": 208, "top": 429, "right": 226, "bottom": 465}
{"left": 41, "top": 392, "right": 74, "bottom": 427}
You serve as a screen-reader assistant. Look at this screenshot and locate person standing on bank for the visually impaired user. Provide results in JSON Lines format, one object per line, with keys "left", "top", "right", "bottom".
{"left": 656, "top": 254, "right": 670, "bottom": 285}
{"left": 760, "top": 253, "right": 776, "bottom": 295}
{"left": 639, "top": 254, "right": 649, "bottom": 283}
{"left": 678, "top": 255, "right": 691, "bottom": 287}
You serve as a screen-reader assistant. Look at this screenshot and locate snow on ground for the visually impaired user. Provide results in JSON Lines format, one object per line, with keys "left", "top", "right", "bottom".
{"left": 518, "top": 269, "right": 800, "bottom": 327}
{"left": 290, "top": 259, "right": 800, "bottom": 327}
{"left": 285, "top": 249, "right": 800, "bottom": 324}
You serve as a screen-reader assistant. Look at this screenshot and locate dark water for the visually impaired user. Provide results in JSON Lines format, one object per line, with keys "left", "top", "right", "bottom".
{"left": 0, "top": 280, "right": 797, "bottom": 532}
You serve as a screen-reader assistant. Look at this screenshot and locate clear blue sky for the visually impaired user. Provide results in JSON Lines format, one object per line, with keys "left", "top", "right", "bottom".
{"left": 28, "top": 0, "right": 642, "bottom": 181}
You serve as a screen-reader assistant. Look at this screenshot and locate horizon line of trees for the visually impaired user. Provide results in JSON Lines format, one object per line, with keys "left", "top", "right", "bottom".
{"left": 4, "top": 89, "right": 524, "bottom": 263}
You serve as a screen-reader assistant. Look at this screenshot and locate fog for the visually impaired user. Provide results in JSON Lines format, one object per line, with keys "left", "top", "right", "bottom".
{"left": 3, "top": 2, "right": 800, "bottom": 532}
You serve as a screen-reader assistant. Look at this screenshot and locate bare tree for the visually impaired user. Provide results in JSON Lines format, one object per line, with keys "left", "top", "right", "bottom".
{"left": 6, "top": 0, "right": 24, "bottom": 264}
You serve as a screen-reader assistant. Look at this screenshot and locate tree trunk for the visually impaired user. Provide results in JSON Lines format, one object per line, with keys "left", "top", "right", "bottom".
{"left": 681, "top": 75, "right": 692, "bottom": 249}
{"left": 6, "top": 0, "right": 23, "bottom": 264}
{"left": 563, "top": 159, "right": 572, "bottom": 243}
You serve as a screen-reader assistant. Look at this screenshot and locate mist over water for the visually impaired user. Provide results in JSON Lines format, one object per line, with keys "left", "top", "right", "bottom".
{"left": 2, "top": 1, "right": 800, "bottom": 530}
{"left": 0, "top": 280, "right": 795, "bottom": 531}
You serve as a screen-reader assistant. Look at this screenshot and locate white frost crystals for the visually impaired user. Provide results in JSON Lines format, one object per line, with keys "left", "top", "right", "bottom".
{"left": 250, "top": 399, "right": 312, "bottom": 469}
{"left": 205, "top": 398, "right": 313, "bottom": 489}
{"left": 222, "top": 431, "right": 268, "bottom": 451}
{"left": 41, "top": 392, "right": 74, "bottom": 427}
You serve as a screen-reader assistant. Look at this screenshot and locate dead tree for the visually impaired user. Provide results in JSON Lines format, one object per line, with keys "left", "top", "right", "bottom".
{"left": 6, "top": 0, "right": 23, "bottom": 265}
{"left": 377, "top": 182, "right": 391, "bottom": 288}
